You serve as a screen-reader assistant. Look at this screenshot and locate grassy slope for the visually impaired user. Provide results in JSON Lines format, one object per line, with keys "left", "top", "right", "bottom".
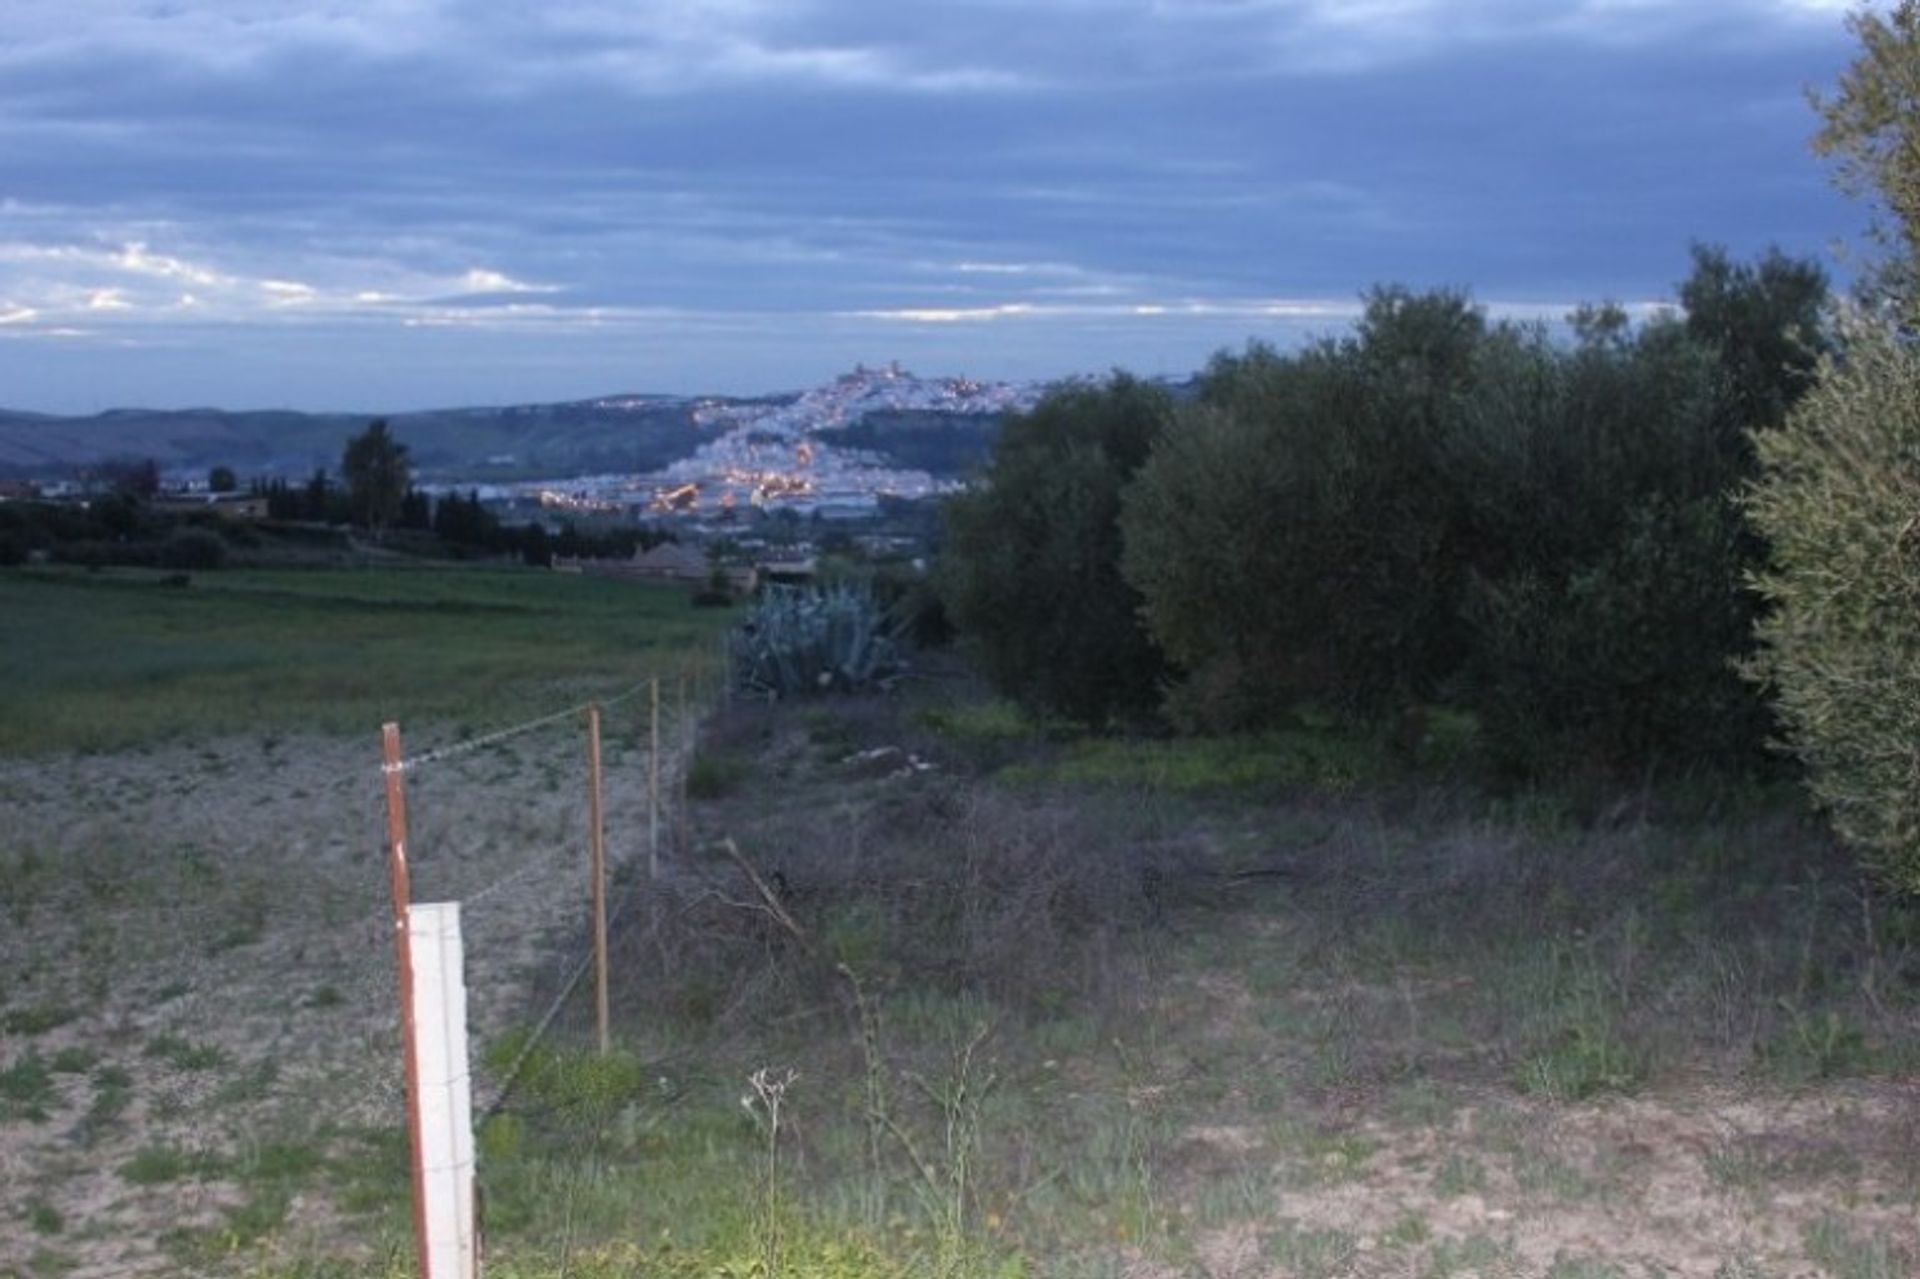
{"left": 417, "top": 694, "right": 1920, "bottom": 1279}
{"left": 5, "top": 578, "right": 1917, "bottom": 1278}
{"left": 0, "top": 566, "right": 729, "bottom": 754}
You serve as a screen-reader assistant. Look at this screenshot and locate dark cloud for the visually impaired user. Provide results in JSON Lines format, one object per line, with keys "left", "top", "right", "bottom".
{"left": 0, "top": 0, "right": 1866, "bottom": 410}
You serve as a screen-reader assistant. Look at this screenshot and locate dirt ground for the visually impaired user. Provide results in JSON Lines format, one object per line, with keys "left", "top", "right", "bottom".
{"left": 2, "top": 713, "right": 1916, "bottom": 1278}
{"left": 0, "top": 717, "right": 668, "bottom": 1277}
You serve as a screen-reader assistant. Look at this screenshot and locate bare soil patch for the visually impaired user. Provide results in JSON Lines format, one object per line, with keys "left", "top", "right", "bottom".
{"left": 0, "top": 717, "right": 658, "bottom": 1277}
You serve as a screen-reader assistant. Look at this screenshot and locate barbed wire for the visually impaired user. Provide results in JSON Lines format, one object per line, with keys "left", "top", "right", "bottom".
{"left": 376, "top": 668, "right": 704, "bottom": 778}
{"left": 458, "top": 840, "right": 582, "bottom": 910}
{"left": 358, "top": 660, "right": 720, "bottom": 1122}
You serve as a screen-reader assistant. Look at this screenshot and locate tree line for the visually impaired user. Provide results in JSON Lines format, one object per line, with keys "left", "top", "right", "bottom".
{"left": 941, "top": 246, "right": 1824, "bottom": 772}
{"left": 256, "top": 419, "right": 673, "bottom": 564}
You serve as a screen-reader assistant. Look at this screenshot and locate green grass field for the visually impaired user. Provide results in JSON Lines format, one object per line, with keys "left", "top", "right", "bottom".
{"left": 0, "top": 565, "right": 731, "bottom": 755}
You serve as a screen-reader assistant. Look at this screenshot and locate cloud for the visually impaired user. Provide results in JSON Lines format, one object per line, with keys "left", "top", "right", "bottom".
{"left": 454, "top": 268, "right": 559, "bottom": 295}
{"left": 0, "top": 0, "right": 1865, "bottom": 410}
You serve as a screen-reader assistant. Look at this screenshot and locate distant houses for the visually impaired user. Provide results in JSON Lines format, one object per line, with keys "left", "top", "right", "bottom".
{"left": 552, "top": 539, "right": 815, "bottom": 596}
{"left": 149, "top": 492, "right": 270, "bottom": 520}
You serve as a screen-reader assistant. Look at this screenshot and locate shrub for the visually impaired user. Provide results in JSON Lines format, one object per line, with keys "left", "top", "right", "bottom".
{"left": 1746, "top": 318, "right": 1920, "bottom": 893}
{"left": 159, "top": 527, "right": 227, "bottom": 570}
{"left": 1461, "top": 492, "right": 1766, "bottom": 774}
{"left": 685, "top": 750, "right": 748, "bottom": 799}
{"left": 1449, "top": 250, "right": 1825, "bottom": 775}
{"left": 731, "top": 582, "right": 903, "bottom": 698}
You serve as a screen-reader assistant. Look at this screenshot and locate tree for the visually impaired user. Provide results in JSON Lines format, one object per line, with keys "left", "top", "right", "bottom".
{"left": 341, "top": 419, "right": 410, "bottom": 536}
{"left": 1449, "top": 249, "right": 1827, "bottom": 774}
{"left": 303, "top": 468, "right": 334, "bottom": 523}
{"left": 1679, "top": 243, "right": 1831, "bottom": 439}
{"left": 1811, "top": 1, "right": 1920, "bottom": 312}
{"left": 207, "top": 465, "right": 238, "bottom": 494}
{"left": 1745, "top": 318, "right": 1920, "bottom": 893}
{"left": 92, "top": 457, "right": 159, "bottom": 501}
{"left": 940, "top": 374, "right": 1172, "bottom": 726}
{"left": 1122, "top": 311, "right": 1471, "bottom": 734}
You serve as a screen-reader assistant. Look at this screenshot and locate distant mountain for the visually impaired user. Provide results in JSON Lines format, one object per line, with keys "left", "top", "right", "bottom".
{"left": 0, "top": 365, "right": 1038, "bottom": 484}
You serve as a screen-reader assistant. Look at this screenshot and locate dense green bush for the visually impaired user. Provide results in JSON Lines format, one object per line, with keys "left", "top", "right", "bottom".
{"left": 159, "top": 527, "right": 227, "bottom": 571}
{"left": 1746, "top": 319, "right": 1920, "bottom": 893}
{"left": 1446, "top": 249, "right": 1826, "bottom": 774}
{"left": 1463, "top": 494, "right": 1765, "bottom": 772}
{"left": 940, "top": 374, "right": 1171, "bottom": 726}
{"left": 1447, "top": 315, "right": 1763, "bottom": 770}
{"left": 1121, "top": 290, "right": 1484, "bottom": 732}
{"left": 1121, "top": 328, "right": 1451, "bottom": 725}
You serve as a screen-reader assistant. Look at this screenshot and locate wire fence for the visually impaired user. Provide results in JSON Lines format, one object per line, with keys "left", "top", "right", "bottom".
{"left": 389, "top": 668, "right": 710, "bottom": 1083}
{"left": 0, "top": 638, "right": 733, "bottom": 1278}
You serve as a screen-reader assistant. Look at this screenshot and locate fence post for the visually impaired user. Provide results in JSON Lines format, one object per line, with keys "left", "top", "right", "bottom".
{"left": 586, "top": 703, "right": 610, "bottom": 1056}
{"left": 381, "top": 723, "right": 433, "bottom": 1279}
{"left": 648, "top": 677, "right": 661, "bottom": 880}
{"left": 409, "top": 902, "right": 478, "bottom": 1279}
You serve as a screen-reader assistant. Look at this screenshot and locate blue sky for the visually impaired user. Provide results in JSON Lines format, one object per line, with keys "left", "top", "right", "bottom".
{"left": 0, "top": 0, "right": 1868, "bottom": 412}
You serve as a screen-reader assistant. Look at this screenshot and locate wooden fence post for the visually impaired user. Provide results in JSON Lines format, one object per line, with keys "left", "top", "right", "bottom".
{"left": 586, "top": 703, "right": 610, "bottom": 1056}
{"left": 381, "top": 723, "right": 434, "bottom": 1279}
{"left": 648, "top": 678, "right": 661, "bottom": 880}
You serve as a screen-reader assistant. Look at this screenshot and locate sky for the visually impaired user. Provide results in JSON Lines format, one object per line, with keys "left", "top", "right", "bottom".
{"left": 0, "top": 0, "right": 1873, "bottom": 413}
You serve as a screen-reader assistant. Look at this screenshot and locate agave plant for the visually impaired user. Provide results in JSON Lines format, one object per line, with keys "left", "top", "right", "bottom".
{"left": 730, "top": 581, "right": 905, "bottom": 698}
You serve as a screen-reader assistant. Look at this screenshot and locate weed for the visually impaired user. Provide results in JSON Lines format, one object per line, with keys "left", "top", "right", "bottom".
{"left": 120, "top": 1145, "right": 203, "bottom": 1185}
{"left": 1433, "top": 1153, "right": 1489, "bottom": 1198}
{"left": 1005, "top": 727, "right": 1390, "bottom": 795}
{"left": 1511, "top": 1146, "right": 1605, "bottom": 1203}
{"left": 213, "top": 1057, "right": 282, "bottom": 1106}
{"left": 686, "top": 750, "right": 748, "bottom": 799}
{"left": 1278, "top": 1127, "right": 1376, "bottom": 1188}
{"left": 1424, "top": 1232, "right": 1519, "bottom": 1277}
{"left": 1261, "top": 1221, "right": 1357, "bottom": 1278}
{"left": 878, "top": 1023, "right": 1000, "bottom": 1272}
{"left": 2, "top": 1004, "right": 76, "bottom": 1036}
{"left": 1801, "top": 1213, "right": 1913, "bottom": 1279}
{"left": 1761, "top": 1007, "right": 1875, "bottom": 1083}
{"left": 234, "top": 1138, "right": 325, "bottom": 1185}
{"left": 143, "top": 1032, "right": 227, "bottom": 1071}
{"left": 1382, "top": 1212, "right": 1432, "bottom": 1249}
{"left": 743, "top": 1065, "right": 800, "bottom": 1276}
{"left": 482, "top": 1034, "right": 648, "bottom": 1123}
{"left": 26, "top": 1198, "right": 64, "bottom": 1235}
{"left": 1712, "top": 1260, "right": 1779, "bottom": 1279}
{"left": 1545, "top": 1256, "right": 1625, "bottom": 1279}
{"left": 1515, "top": 1011, "right": 1645, "bottom": 1101}
{"left": 1704, "top": 1137, "right": 1861, "bottom": 1202}
{"left": 48, "top": 1046, "right": 97, "bottom": 1074}
{"left": 0, "top": 1051, "right": 55, "bottom": 1121}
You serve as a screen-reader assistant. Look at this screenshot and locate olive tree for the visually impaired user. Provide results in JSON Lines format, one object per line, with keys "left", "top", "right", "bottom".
{"left": 1745, "top": 319, "right": 1920, "bottom": 893}
{"left": 940, "top": 375, "right": 1171, "bottom": 726}
{"left": 1812, "top": 1, "right": 1920, "bottom": 312}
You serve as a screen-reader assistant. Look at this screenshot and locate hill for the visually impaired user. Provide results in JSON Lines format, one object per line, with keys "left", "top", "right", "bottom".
{"left": 0, "top": 364, "right": 1040, "bottom": 484}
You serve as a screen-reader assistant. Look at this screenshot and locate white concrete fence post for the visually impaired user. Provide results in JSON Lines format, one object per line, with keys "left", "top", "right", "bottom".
{"left": 409, "top": 902, "right": 478, "bottom": 1279}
